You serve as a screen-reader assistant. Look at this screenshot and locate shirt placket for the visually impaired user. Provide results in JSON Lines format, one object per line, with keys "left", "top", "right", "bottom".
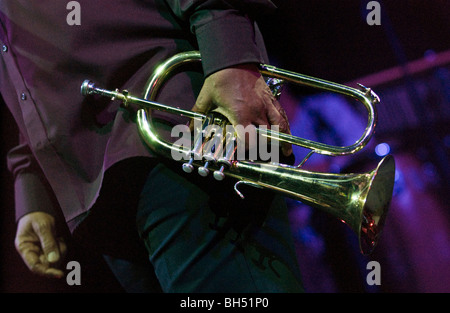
{"left": 0, "top": 24, "right": 49, "bottom": 150}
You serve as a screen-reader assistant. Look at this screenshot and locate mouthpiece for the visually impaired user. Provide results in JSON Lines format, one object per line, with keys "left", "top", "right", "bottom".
{"left": 80, "top": 80, "right": 95, "bottom": 96}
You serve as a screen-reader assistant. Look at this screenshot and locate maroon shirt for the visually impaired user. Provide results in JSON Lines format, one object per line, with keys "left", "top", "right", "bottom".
{"left": 0, "top": 0, "right": 272, "bottom": 226}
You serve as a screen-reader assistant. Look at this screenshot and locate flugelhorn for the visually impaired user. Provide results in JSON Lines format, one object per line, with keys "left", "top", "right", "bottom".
{"left": 81, "top": 51, "right": 395, "bottom": 254}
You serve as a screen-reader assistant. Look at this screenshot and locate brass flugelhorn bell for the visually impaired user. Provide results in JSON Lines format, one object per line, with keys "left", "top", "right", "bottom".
{"left": 81, "top": 51, "right": 395, "bottom": 254}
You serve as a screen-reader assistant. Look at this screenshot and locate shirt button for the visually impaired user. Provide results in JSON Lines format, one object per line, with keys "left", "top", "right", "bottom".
{"left": 21, "top": 93, "right": 27, "bottom": 100}
{"left": 1, "top": 45, "right": 7, "bottom": 53}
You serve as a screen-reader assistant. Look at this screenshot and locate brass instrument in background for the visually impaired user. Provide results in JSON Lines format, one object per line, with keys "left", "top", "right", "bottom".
{"left": 81, "top": 51, "right": 395, "bottom": 255}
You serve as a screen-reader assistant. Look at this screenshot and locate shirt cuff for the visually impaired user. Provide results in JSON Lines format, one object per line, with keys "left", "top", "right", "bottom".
{"left": 14, "top": 171, "right": 58, "bottom": 221}
{"left": 195, "top": 13, "right": 265, "bottom": 77}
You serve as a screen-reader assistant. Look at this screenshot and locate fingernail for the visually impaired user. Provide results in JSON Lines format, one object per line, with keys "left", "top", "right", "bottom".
{"left": 47, "top": 251, "right": 58, "bottom": 263}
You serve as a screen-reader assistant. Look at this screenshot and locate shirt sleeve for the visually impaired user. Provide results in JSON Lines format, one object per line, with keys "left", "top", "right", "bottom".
{"left": 7, "top": 133, "right": 59, "bottom": 221}
{"left": 163, "top": 0, "right": 277, "bottom": 76}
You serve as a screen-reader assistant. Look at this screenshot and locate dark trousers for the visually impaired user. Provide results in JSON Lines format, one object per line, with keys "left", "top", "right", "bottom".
{"left": 73, "top": 157, "right": 303, "bottom": 293}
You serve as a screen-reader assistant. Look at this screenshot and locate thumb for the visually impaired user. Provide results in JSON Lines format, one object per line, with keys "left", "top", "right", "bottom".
{"left": 190, "top": 87, "right": 213, "bottom": 131}
{"left": 192, "top": 82, "right": 214, "bottom": 114}
{"left": 33, "top": 218, "right": 60, "bottom": 263}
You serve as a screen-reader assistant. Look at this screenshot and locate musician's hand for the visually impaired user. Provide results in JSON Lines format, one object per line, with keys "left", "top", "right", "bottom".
{"left": 192, "top": 63, "right": 292, "bottom": 157}
{"left": 15, "top": 212, "right": 67, "bottom": 278}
